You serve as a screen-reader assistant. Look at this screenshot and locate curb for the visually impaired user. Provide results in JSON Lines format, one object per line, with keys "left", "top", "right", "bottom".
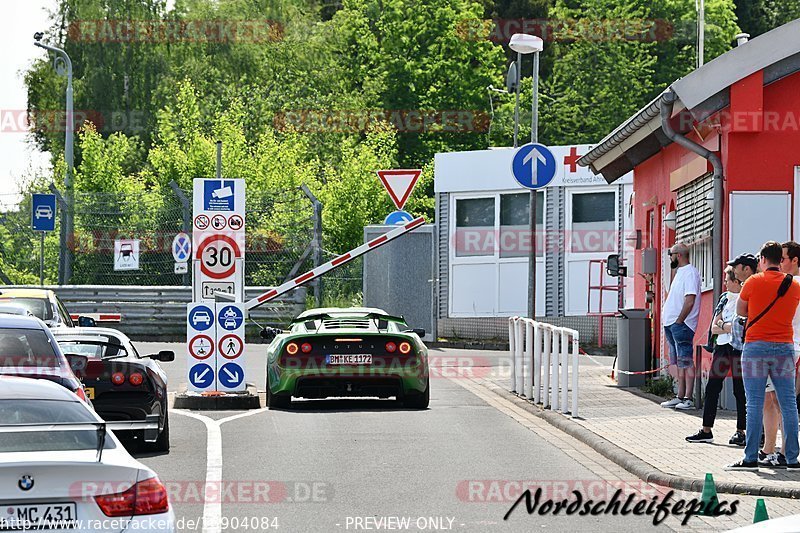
{"left": 478, "top": 379, "right": 800, "bottom": 500}
{"left": 429, "top": 341, "right": 509, "bottom": 351}
{"left": 174, "top": 383, "right": 261, "bottom": 410}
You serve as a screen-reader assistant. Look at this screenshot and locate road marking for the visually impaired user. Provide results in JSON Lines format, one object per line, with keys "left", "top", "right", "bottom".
{"left": 171, "top": 408, "right": 268, "bottom": 533}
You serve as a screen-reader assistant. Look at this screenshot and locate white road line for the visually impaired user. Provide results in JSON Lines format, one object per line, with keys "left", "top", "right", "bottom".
{"left": 171, "top": 408, "right": 268, "bottom": 533}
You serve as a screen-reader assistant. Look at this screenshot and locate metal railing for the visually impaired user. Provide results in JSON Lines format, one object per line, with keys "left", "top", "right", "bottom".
{"left": 1, "top": 285, "right": 306, "bottom": 339}
{"left": 509, "top": 317, "right": 580, "bottom": 417}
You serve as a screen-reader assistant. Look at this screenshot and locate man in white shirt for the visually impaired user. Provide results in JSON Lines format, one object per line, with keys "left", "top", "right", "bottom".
{"left": 660, "top": 243, "right": 702, "bottom": 410}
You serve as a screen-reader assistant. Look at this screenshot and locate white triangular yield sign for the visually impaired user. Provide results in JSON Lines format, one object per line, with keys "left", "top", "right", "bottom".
{"left": 375, "top": 169, "right": 422, "bottom": 210}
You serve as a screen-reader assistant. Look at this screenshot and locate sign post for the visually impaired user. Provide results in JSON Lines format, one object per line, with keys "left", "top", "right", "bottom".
{"left": 31, "top": 193, "right": 56, "bottom": 286}
{"left": 511, "top": 143, "right": 556, "bottom": 322}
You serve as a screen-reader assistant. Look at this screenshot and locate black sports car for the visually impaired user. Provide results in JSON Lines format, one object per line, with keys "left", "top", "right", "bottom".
{"left": 52, "top": 326, "right": 174, "bottom": 452}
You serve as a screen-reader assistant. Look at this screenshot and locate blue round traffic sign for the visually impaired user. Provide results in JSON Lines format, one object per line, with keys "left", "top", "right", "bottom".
{"left": 511, "top": 143, "right": 557, "bottom": 190}
{"left": 218, "top": 362, "right": 244, "bottom": 388}
{"left": 172, "top": 233, "right": 191, "bottom": 262}
{"left": 188, "top": 305, "right": 214, "bottom": 331}
{"left": 189, "top": 363, "right": 214, "bottom": 389}
{"left": 384, "top": 210, "right": 414, "bottom": 225}
{"left": 218, "top": 305, "right": 243, "bottom": 331}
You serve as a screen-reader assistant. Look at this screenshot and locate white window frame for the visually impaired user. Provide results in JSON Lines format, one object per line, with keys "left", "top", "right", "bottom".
{"left": 676, "top": 174, "right": 714, "bottom": 291}
{"left": 449, "top": 189, "right": 546, "bottom": 317}
{"left": 563, "top": 186, "right": 619, "bottom": 316}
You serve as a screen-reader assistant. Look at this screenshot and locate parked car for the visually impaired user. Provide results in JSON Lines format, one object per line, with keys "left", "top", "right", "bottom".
{"left": 52, "top": 327, "right": 174, "bottom": 452}
{"left": 0, "top": 376, "right": 175, "bottom": 532}
{"left": 264, "top": 307, "right": 429, "bottom": 409}
{"left": 0, "top": 303, "right": 34, "bottom": 316}
{"left": 0, "top": 315, "right": 88, "bottom": 403}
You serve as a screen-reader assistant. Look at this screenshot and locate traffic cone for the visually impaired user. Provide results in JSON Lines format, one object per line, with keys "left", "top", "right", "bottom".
{"left": 700, "top": 473, "right": 719, "bottom": 516}
{"left": 753, "top": 499, "right": 769, "bottom": 523}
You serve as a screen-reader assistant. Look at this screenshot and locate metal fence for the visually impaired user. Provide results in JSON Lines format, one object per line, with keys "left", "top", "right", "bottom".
{"left": 2, "top": 284, "right": 306, "bottom": 340}
{"left": 0, "top": 185, "right": 324, "bottom": 298}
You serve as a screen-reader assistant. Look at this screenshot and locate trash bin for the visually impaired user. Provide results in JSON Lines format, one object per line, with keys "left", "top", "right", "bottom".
{"left": 616, "top": 309, "right": 652, "bottom": 387}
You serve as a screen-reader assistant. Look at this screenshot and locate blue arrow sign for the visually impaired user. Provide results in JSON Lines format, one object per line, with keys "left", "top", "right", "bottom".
{"left": 189, "top": 363, "right": 214, "bottom": 389}
{"left": 218, "top": 305, "right": 243, "bottom": 331}
{"left": 172, "top": 233, "right": 191, "bottom": 262}
{"left": 218, "top": 362, "right": 244, "bottom": 388}
{"left": 31, "top": 194, "right": 56, "bottom": 232}
{"left": 188, "top": 305, "right": 214, "bottom": 332}
{"left": 511, "top": 143, "right": 557, "bottom": 190}
{"left": 384, "top": 210, "right": 414, "bottom": 225}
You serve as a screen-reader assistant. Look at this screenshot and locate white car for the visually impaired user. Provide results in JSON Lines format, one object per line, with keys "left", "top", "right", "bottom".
{"left": 0, "top": 376, "right": 175, "bottom": 532}
{"left": 192, "top": 311, "right": 211, "bottom": 326}
{"left": 35, "top": 205, "right": 53, "bottom": 220}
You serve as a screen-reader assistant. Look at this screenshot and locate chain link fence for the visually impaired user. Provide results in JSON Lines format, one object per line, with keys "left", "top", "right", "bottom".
{"left": 0, "top": 186, "right": 326, "bottom": 295}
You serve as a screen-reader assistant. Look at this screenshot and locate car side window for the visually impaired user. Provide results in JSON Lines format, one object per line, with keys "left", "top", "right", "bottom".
{"left": 55, "top": 297, "right": 74, "bottom": 327}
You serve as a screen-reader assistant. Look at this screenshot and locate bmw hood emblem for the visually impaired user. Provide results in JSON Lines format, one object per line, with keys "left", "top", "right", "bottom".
{"left": 18, "top": 475, "right": 34, "bottom": 491}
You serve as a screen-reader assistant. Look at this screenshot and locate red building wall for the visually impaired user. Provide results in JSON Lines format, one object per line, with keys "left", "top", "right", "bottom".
{"left": 629, "top": 69, "right": 800, "bottom": 369}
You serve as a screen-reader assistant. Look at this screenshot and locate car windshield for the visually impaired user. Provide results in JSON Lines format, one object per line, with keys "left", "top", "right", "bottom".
{"left": 0, "top": 399, "right": 115, "bottom": 452}
{"left": 0, "top": 328, "right": 62, "bottom": 370}
{"left": 56, "top": 338, "right": 128, "bottom": 359}
{"left": 0, "top": 298, "right": 53, "bottom": 321}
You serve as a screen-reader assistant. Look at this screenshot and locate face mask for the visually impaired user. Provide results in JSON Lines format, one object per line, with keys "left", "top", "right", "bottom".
{"left": 670, "top": 258, "right": 679, "bottom": 269}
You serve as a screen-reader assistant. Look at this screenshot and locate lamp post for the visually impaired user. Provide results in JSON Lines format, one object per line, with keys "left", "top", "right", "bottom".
{"left": 34, "top": 33, "right": 74, "bottom": 284}
{"left": 509, "top": 33, "right": 544, "bottom": 321}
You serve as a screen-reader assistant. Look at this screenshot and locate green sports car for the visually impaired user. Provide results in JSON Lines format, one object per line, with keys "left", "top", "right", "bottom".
{"left": 264, "top": 307, "right": 430, "bottom": 409}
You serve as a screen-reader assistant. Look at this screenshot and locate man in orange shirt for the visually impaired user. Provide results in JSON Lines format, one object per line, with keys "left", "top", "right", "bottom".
{"left": 726, "top": 241, "right": 800, "bottom": 471}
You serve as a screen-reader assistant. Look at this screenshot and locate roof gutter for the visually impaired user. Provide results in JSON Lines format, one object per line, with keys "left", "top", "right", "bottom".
{"left": 659, "top": 90, "right": 723, "bottom": 304}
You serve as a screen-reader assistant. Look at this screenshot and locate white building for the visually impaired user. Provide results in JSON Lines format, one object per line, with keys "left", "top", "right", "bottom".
{"left": 434, "top": 144, "right": 633, "bottom": 341}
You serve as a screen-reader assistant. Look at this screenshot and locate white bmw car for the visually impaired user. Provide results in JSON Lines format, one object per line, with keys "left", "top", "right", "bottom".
{"left": 0, "top": 376, "right": 175, "bottom": 532}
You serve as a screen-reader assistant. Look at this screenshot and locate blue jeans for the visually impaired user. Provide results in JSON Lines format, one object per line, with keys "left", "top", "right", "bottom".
{"left": 664, "top": 322, "right": 695, "bottom": 369}
{"left": 742, "top": 341, "right": 799, "bottom": 464}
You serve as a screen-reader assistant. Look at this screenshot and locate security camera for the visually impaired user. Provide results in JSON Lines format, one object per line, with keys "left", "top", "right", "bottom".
{"left": 33, "top": 32, "right": 44, "bottom": 41}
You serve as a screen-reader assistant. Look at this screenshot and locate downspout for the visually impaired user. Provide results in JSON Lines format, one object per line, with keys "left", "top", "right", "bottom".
{"left": 660, "top": 90, "right": 723, "bottom": 304}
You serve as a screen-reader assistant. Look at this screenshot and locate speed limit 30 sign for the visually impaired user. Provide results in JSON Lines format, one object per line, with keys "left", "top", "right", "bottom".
{"left": 196, "top": 234, "right": 240, "bottom": 279}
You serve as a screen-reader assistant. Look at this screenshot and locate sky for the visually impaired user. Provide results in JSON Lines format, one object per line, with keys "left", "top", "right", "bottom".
{"left": 0, "top": 0, "right": 55, "bottom": 208}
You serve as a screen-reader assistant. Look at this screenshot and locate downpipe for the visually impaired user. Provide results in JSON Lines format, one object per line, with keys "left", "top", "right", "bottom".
{"left": 659, "top": 90, "right": 723, "bottom": 305}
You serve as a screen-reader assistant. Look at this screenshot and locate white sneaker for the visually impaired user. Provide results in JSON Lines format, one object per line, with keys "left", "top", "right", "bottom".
{"left": 660, "top": 397, "right": 682, "bottom": 408}
{"left": 676, "top": 398, "right": 695, "bottom": 410}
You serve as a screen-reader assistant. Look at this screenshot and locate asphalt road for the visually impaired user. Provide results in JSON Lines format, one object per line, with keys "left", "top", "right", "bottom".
{"left": 127, "top": 342, "right": 678, "bottom": 533}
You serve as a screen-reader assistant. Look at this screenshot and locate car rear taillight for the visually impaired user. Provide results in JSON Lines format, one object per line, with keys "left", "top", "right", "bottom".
{"left": 385, "top": 342, "right": 397, "bottom": 353}
{"left": 399, "top": 342, "right": 412, "bottom": 354}
{"left": 129, "top": 373, "right": 144, "bottom": 386}
{"left": 95, "top": 477, "right": 169, "bottom": 517}
{"left": 286, "top": 343, "right": 298, "bottom": 355}
{"left": 301, "top": 343, "right": 312, "bottom": 353}
{"left": 111, "top": 372, "right": 125, "bottom": 386}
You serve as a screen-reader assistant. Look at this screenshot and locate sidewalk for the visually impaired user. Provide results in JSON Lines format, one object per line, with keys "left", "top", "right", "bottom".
{"left": 480, "top": 355, "right": 800, "bottom": 499}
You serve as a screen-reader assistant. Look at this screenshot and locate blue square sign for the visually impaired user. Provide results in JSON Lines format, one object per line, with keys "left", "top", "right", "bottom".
{"left": 203, "top": 180, "right": 236, "bottom": 211}
{"left": 31, "top": 194, "right": 56, "bottom": 232}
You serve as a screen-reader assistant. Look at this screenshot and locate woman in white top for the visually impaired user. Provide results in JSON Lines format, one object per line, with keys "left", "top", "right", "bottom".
{"left": 686, "top": 267, "right": 746, "bottom": 444}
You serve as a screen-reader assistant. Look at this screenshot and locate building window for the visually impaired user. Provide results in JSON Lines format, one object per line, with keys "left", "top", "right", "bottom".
{"left": 500, "top": 192, "right": 543, "bottom": 258}
{"left": 676, "top": 174, "right": 714, "bottom": 290}
{"left": 455, "top": 197, "right": 494, "bottom": 257}
{"left": 570, "top": 191, "right": 616, "bottom": 252}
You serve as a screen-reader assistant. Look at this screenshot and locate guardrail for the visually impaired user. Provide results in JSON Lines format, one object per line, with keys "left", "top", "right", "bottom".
{"left": 2, "top": 285, "right": 306, "bottom": 340}
{"left": 508, "top": 317, "right": 580, "bottom": 418}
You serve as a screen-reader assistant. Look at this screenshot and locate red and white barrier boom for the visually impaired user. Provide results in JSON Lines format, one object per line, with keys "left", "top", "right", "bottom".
{"left": 245, "top": 216, "right": 426, "bottom": 311}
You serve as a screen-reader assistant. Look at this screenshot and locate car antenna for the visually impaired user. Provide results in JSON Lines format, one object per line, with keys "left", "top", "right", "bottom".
{"left": 95, "top": 424, "right": 107, "bottom": 462}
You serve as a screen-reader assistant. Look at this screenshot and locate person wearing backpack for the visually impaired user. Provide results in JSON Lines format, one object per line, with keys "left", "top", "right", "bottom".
{"left": 726, "top": 241, "right": 800, "bottom": 471}
{"left": 686, "top": 265, "right": 749, "bottom": 445}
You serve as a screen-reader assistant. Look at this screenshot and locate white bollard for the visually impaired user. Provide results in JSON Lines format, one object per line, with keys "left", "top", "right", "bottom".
{"left": 560, "top": 330, "right": 569, "bottom": 413}
{"left": 524, "top": 320, "right": 533, "bottom": 398}
{"left": 533, "top": 323, "right": 542, "bottom": 404}
{"left": 542, "top": 327, "right": 551, "bottom": 408}
{"left": 515, "top": 319, "right": 524, "bottom": 395}
{"left": 508, "top": 318, "right": 516, "bottom": 392}
{"left": 551, "top": 327, "right": 560, "bottom": 411}
{"left": 572, "top": 335, "right": 580, "bottom": 418}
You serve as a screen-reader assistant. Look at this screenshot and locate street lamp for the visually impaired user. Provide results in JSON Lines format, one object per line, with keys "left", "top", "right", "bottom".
{"left": 509, "top": 33, "right": 544, "bottom": 321}
{"left": 34, "top": 33, "right": 74, "bottom": 284}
